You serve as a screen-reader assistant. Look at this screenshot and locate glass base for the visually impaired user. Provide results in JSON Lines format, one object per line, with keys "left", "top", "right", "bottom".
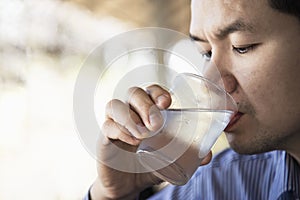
{"left": 137, "top": 148, "right": 189, "bottom": 185}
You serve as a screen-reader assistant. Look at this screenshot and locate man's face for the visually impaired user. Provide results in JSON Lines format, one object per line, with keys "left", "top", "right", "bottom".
{"left": 190, "top": 0, "right": 300, "bottom": 154}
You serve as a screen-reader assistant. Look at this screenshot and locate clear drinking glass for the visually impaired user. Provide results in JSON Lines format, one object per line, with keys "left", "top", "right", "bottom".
{"left": 136, "top": 73, "right": 237, "bottom": 185}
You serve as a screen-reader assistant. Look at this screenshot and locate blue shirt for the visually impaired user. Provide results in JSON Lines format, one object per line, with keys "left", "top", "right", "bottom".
{"left": 85, "top": 149, "right": 300, "bottom": 200}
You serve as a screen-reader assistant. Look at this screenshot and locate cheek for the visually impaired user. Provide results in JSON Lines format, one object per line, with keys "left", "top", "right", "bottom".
{"left": 244, "top": 73, "right": 276, "bottom": 117}
{"left": 237, "top": 58, "right": 300, "bottom": 133}
{"left": 233, "top": 61, "right": 276, "bottom": 122}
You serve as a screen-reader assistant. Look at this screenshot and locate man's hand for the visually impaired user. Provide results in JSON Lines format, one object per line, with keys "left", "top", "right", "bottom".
{"left": 90, "top": 84, "right": 212, "bottom": 199}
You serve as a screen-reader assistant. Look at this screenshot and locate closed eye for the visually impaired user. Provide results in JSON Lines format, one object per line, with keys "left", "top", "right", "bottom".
{"left": 232, "top": 44, "right": 259, "bottom": 54}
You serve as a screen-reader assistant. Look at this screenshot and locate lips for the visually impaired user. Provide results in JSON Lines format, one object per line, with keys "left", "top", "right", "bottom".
{"left": 224, "top": 112, "right": 244, "bottom": 132}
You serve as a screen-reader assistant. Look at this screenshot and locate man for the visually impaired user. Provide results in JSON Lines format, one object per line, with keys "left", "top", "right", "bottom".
{"left": 86, "top": 0, "right": 300, "bottom": 199}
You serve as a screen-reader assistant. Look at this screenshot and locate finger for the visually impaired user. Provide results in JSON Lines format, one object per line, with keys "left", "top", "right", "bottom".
{"left": 146, "top": 84, "right": 172, "bottom": 109}
{"left": 200, "top": 151, "right": 212, "bottom": 165}
{"left": 105, "top": 99, "right": 148, "bottom": 139}
{"left": 127, "top": 87, "right": 164, "bottom": 132}
{"left": 101, "top": 118, "right": 141, "bottom": 146}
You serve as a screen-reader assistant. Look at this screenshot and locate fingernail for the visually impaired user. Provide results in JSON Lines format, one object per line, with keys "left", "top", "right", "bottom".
{"left": 156, "top": 94, "right": 169, "bottom": 106}
{"left": 149, "top": 106, "right": 163, "bottom": 130}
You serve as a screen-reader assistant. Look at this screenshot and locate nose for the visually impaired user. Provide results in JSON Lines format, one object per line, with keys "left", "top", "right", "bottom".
{"left": 204, "top": 63, "right": 238, "bottom": 94}
{"left": 206, "top": 50, "right": 238, "bottom": 94}
{"left": 221, "top": 74, "right": 238, "bottom": 94}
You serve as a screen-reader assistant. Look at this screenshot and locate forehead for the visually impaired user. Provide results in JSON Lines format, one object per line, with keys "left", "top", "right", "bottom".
{"left": 190, "top": 0, "right": 270, "bottom": 36}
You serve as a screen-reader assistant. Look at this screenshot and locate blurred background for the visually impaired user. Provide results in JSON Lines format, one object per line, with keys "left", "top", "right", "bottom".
{"left": 0, "top": 0, "right": 227, "bottom": 199}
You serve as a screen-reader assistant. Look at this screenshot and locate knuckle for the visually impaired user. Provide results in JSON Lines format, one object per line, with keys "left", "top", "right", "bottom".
{"left": 146, "top": 84, "right": 165, "bottom": 92}
{"left": 105, "top": 99, "right": 124, "bottom": 116}
{"left": 106, "top": 99, "right": 121, "bottom": 110}
{"left": 127, "top": 87, "right": 145, "bottom": 99}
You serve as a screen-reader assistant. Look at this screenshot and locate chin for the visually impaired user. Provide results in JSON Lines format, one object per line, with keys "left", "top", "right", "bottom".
{"left": 229, "top": 143, "right": 259, "bottom": 155}
{"left": 226, "top": 125, "right": 283, "bottom": 155}
{"left": 227, "top": 137, "right": 276, "bottom": 155}
{"left": 226, "top": 134, "right": 256, "bottom": 154}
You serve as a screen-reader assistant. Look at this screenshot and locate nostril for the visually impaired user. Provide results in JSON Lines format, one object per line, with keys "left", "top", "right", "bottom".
{"left": 222, "top": 75, "right": 238, "bottom": 94}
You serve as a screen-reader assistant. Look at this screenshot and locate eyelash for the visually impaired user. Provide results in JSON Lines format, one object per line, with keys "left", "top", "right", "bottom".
{"left": 232, "top": 44, "right": 257, "bottom": 54}
{"left": 200, "top": 44, "right": 258, "bottom": 60}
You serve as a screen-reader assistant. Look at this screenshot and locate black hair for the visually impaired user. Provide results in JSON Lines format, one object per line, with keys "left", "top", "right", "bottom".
{"left": 268, "top": 0, "right": 300, "bottom": 20}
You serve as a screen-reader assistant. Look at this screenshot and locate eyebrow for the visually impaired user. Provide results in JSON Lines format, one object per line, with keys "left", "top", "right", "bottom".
{"left": 189, "top": 33, "right": 208, "bottom": 42}
{"left": 190, "top": 19, "right": 255, "bottom": 42}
